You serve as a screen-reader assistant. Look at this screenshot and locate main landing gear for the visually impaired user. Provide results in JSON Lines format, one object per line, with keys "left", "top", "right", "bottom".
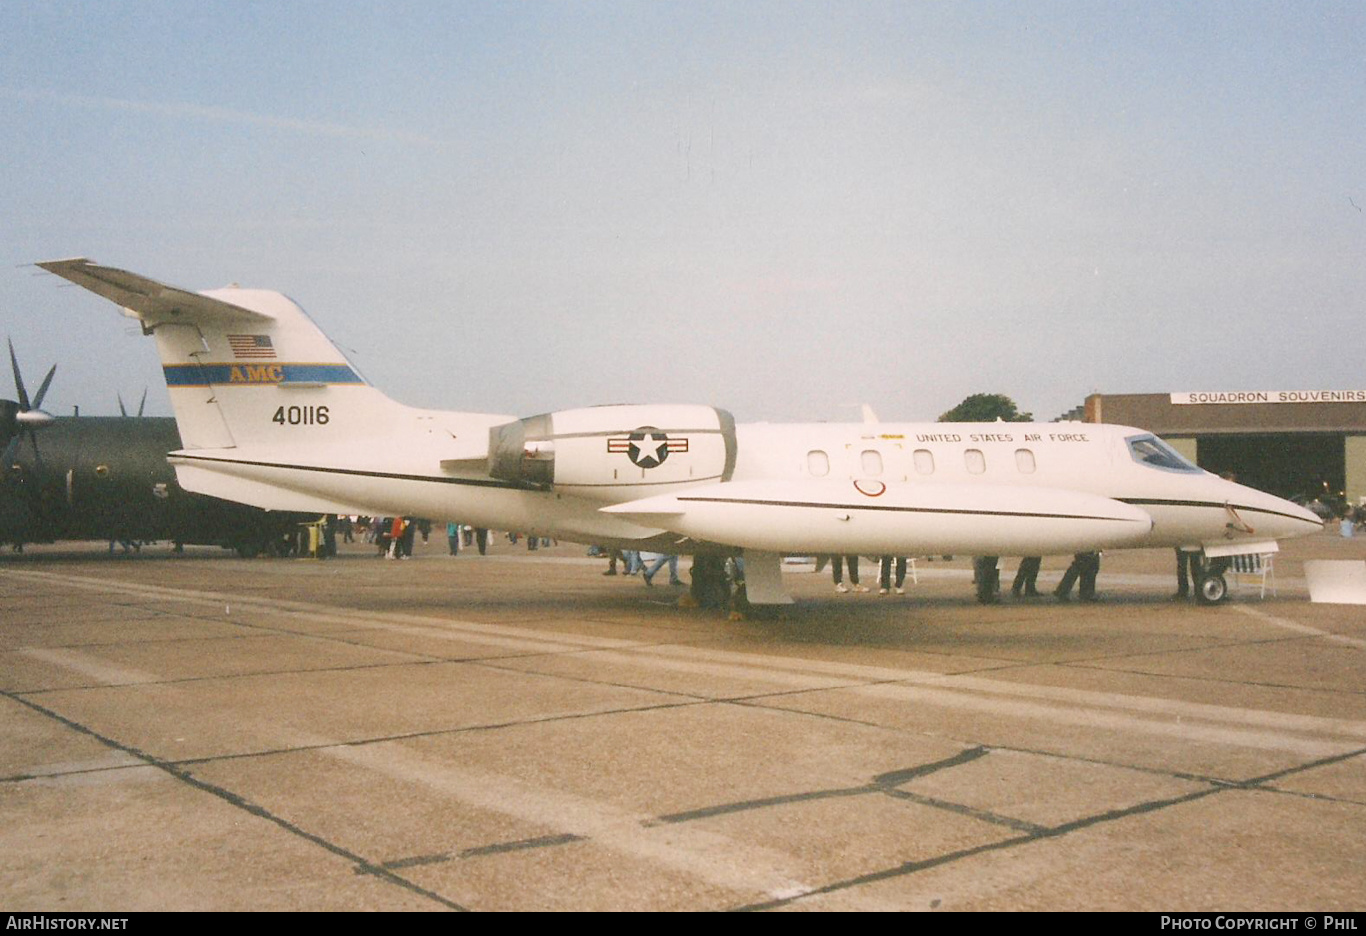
{"left": 688, "top": 555, "right": 733, "bottom": 610}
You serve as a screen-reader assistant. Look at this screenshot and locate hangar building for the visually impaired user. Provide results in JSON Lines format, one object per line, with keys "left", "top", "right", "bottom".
{"left": 1081, "top": 391, "right": 1366, "bottom": 508}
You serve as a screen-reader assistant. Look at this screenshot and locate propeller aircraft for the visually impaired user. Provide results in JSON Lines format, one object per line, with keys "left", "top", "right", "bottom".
{"left": 2, "top": 338, "right": 315, "bottom": 555}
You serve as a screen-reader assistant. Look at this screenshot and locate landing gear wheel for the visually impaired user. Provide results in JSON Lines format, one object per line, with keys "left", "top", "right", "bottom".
{"left": 1196, "top": 573, "right": 1228, "bottom": 605}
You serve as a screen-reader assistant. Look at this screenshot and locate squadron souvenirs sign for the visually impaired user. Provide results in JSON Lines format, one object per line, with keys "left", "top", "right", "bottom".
{"left": 1172, "top": 390, "right": 1366, "bottom": 405}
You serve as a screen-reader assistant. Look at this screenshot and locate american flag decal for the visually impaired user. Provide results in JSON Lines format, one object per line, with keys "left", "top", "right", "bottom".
{"left": 227, "top": 334, "right": 276, "bottom": 359}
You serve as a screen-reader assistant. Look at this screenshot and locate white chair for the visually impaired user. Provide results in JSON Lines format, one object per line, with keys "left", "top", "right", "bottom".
{"left": 1229, "top": 552, "right": 1275, "bottom": 598}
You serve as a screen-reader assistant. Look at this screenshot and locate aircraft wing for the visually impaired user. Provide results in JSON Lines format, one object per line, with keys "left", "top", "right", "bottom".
{"left": 37, "top": 258, "right": 271, "bottom": 326}
{"left": 601, "top": 479, "right": 1154, "bottom": 555}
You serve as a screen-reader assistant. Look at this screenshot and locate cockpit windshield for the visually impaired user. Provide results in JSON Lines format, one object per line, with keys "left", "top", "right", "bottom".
{"left": 1126, "top": 434, "right": 1201, "bottom": 473}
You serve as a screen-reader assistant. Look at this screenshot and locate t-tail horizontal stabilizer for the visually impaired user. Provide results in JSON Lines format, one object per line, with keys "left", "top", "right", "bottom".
{"left": 36, "top": 258, "right": 272, "bottom": 326}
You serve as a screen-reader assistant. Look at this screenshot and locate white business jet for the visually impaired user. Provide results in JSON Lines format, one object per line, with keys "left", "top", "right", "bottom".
{"left": 37, "top": 258, "right": 1322, "bottom": 605}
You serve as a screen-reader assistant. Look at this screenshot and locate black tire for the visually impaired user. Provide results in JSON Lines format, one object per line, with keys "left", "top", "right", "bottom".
{"left": 1196, "top": 573, "right": 1228, "bottom": 605}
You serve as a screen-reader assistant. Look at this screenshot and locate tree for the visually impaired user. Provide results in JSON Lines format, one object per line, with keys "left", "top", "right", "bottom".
{"left": 939, "top": 393, "right": 1033, "bottom": 423}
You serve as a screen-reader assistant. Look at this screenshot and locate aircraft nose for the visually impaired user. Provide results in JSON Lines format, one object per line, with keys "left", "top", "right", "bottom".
{"left": 1243, "top": 488, "right": 1324, "bottom": 539}
{"left": 1286, "top": 499, "right": 1327, "bottom": 534}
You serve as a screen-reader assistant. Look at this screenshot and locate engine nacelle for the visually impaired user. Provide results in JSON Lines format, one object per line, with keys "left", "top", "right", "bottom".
{"left": 489, "top": 404, "right": 736, "bottom": 503}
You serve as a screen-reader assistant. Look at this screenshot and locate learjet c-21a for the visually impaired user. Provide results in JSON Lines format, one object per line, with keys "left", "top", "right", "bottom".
{"left": 36, "top": 258, "right": 1323, "bottom": 604}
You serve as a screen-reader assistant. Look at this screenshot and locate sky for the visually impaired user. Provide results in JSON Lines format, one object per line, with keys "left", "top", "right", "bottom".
{"left": 1, "top": 1, "right": 1363, "bottom": 424}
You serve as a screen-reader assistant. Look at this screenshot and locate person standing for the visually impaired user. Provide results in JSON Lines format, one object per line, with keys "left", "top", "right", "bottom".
{"left": 399, "top": 517, "right": 418, "bottom": 559}
{"left": 1055, "top": 551, "right": 1100, "bottom": 601}
{"left": 832, "top": 555, "right": 867, "bottom": 593}
{"left": 878, "top": 556, "right": 908, "bottom": 595}
{"left": 321, "top": 515, "right": 338, "bottom": 558}
{"left": 973, "top": 556, "right": 1001, "bottom": 604}
{"left": 385, "top": 517, "right": 405, "bottom": 559}
{"left": 1012, "top": 557, "right": 1042, "bottom": 598}
{"left": 1174, "top": 548, "right": 1199, "bottom": 599}
{"left": 642, "top": 553, "right": 682, "bottom": 586}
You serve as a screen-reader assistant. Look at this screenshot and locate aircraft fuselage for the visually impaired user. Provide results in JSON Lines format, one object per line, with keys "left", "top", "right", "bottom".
{"left": 164, "top": 405, "right": 1319, "bottom": 558}
{"left": 33, "top": 258, "right": 1323, "bottom": 572}
{"left": 2, "top": 416, "right": 315, "bottom": 549}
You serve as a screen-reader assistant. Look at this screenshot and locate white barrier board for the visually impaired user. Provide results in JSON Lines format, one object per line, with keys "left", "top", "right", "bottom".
{"left": 1304, "top": 560, "right": 1366, "bottom": 605}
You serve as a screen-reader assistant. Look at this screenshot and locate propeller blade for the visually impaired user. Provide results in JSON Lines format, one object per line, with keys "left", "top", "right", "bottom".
{"left": 8, "top": 338, "right": 29, "bottom": 411}
{"left": 2, "top": 340, "right": 57, "bottom": 474}
{"left": 1, "top": 435, "right": 19, "bottom": 473}
{"left": 31, "top": 364, "right": 56, "bottom": 411}
{"left": 26, "top": 426, "right": 43, "bottom": 473}
{"left": 118, "top": 392, "right": 127, "bottom": 417}
{"left": 3, "top": 342, "right": 57, "bottom": 446}
{"left": 0, "top": 401, "right": 17, "bottom": 455}
{"left": 138, "top": 387, "right": 147, "bottom": 417}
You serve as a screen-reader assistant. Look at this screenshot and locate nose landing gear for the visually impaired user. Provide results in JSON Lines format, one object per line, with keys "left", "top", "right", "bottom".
{"left": 1195, "top": 555, "right": 1232, "bottom": 605}
{"left": 1196, "top": 571, "right": 1228, "bottom": 605}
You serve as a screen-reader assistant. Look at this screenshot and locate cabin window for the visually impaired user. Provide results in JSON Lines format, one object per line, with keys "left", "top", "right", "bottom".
{"left": 1014, "top": 448, "right": 1036, "bottom": 474}
{"left": 965, "top": 449, "right": 986, "bottom": 474}
{"left": 1126, "top": 434, "right": 1201, "bottom": 473}
{"left": 807, "top": 450, "right": 830, "bottom": 477}
{"left": 913, "top": 449, "right": 935, "bottom": 475}
{"left": 860, "top": 449, "right": 883, "bottom": 476}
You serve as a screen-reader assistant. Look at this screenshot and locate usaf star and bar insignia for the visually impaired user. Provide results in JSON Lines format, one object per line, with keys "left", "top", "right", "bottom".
{"left": 607, "top": 427, "right": 689, "bottom": 469}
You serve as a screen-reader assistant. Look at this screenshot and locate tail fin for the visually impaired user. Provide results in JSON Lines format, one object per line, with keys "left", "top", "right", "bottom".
{"left": 37, "top": 258, "right": 401, "bottom": 453}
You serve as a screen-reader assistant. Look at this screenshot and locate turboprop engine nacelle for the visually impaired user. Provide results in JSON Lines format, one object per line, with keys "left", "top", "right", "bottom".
{"left": 488, "top": 404, "right": 737, "bottom": 503}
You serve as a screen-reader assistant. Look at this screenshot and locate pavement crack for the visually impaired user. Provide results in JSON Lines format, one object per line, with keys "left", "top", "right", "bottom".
{"left": 730, "top": 785, "right": 1223, "bottom": 911}
{"left": 174, "top": 698, "right": 715, "bottom": 767}
{"left": 1060, "top": 661, "right": 1366, "bottom": 697}
{"left": 652, "top": 747, "right": 995, "bottom": 827}
{"left": 0, "top": 687, "right": 469, "bottom": 911}
{"left": 1243, "top": 746, "right": 1366, "bottom": 786}
{"left": 374, "top": 833, "right": 587, "bottom": 872}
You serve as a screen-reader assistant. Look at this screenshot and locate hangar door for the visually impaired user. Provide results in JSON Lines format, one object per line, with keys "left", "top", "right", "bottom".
{"left": 1197, "top": 433, "right": 1344, "bottom": 501}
